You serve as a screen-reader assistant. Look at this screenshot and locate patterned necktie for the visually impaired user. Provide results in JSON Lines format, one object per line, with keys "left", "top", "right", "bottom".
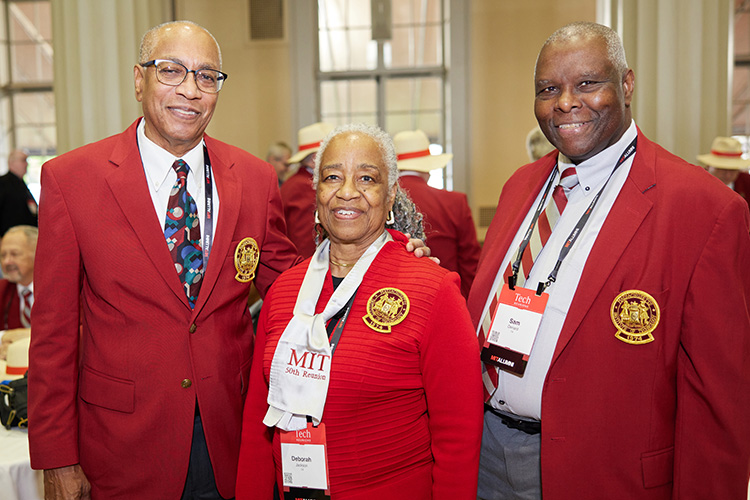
{"left": 478, "top": 167, "right": 579, "bottom": 398}
{"left": 164, "top": 160, "right": 203, "bottom": 308}
{"left": 20, "top": 289, "right": 32, "bottom": 328}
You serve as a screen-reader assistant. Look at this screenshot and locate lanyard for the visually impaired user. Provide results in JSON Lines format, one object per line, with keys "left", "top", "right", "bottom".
{"left": 202, "top": 145, "right": 214, "bottom": 268}
{"left": 326, "top": 279, "right": 359, "bottom": 355}
{"left": 509, "top": 137, "right": 638, "bottom": 295}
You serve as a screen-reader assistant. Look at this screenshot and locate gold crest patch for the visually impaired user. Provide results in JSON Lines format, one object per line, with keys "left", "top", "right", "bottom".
{"left": 610, "top": 290, "right": 660, "bottom": 345}
{"left": 234, "top": 237, "right": 259, "bottom": 283}
{"left": 363, "top": 287, "right": 410, "bottom": 333}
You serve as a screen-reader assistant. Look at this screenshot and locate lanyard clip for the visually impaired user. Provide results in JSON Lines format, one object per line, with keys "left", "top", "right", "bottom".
{"left": 508, "top": 273, "right": 517, "bottom": 290}
{"left": 536, "top": 276, "right": 555, "bottom": 296}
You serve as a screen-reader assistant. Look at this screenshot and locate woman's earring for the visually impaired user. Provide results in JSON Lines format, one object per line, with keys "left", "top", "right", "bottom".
{"left": 386, "top": 210, "right": 395, "bottom": 225}
{"left": 315, "top": 210, "right": 321, "bottom": 224}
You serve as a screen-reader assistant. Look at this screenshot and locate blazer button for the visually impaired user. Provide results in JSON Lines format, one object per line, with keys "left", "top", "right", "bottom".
{"left": 181, "top": 379, "right": 192, "bottom": 388}
{"left": 189, "top": 324, "right": 197, "bottom": 333}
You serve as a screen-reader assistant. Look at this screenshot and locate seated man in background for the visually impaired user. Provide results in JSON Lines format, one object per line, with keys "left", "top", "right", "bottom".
{"left": 0, "top": 225, "right": 37, "bottom": 359}
{"left": 697, "top": 136, "right": 750, "bottom": 209}
{"left": 394, "top": 129, "right": 481, "bottom": 298}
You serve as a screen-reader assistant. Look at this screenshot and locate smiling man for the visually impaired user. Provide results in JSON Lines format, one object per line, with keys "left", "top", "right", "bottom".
{"left": 0, "top": 225, "right": 36, "bottom": 360}
{"left": 469, "top": 22, "right": 750, "bottom": 499}
{"left": 27, "top": 21, "right": 298, "bottom": 499}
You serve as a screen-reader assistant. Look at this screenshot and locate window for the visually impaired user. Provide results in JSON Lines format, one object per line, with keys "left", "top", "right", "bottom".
{"left": 0, "top": 0, "right": 53, "bottom": 200}
{"left": 317, "top": 0, "right": 449, "bottom": 188}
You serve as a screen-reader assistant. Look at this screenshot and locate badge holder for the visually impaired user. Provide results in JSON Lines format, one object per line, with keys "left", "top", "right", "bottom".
{"left": 481, "top": 282, "right": 548, "bottom": 376}
{"left": 280, "top": 422, "right": 331, "bottom": 500}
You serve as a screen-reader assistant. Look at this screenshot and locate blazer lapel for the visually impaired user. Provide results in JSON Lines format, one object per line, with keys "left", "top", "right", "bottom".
{"left": 191, "top": 137, "right": 241, "bottom": 316}
{"left": 105, "top": 120, "right": 190, "bottom": 308}
{"left": 551, "top": 131, "right": 656, "bottom": 364}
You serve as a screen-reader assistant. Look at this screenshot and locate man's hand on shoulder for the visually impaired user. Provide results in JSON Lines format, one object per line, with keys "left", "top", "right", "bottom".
{"left": 404, "top": 233, "right": 440, "bottom": 264}
{"left": 44, "top": 464, "right": 91, "bottom": 500}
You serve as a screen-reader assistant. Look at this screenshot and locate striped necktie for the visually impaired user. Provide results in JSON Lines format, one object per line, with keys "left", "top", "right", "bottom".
{"left": 20, "top": 288, "right": 32, "bottom": 328}
{"left": 478, "top": 167, "right": 579, "bottom": 399}
{"left": 164, "top": 160, "right": 203, "bottom": 308}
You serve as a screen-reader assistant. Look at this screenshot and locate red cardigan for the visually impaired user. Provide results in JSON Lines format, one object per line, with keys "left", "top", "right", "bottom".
{"left": 236, "top": 233, "right": 483, "bottom": 499}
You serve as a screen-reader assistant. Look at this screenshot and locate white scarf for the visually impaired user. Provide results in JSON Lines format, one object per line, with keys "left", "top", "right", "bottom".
{"left": 263, "top": 230, "right": 392, "bottom": 431}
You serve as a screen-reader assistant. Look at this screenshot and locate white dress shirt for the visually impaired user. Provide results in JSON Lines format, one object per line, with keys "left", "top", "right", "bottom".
{"left": 483, "top": 120, "right": 638, "bottom": 420}
{"left": 136, "top": 119, "right": 220, "bottom": 247}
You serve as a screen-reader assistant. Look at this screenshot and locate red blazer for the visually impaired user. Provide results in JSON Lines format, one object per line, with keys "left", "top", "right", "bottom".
{"left": 0, "top": 280, "right": 22, "bottom": 330}
{"left": 280, "top": 167, "right": 317, "bottom": 258}
{"left": 28, "top": 119, "right": 299, "bottom": 499}
{"left": 467, "top": 130, "right": 750, "bottom": 499}
{"left": 733, "top": 171, "right": 750, "bottom": 210}
{"left": 399, "top": 175, "right": 480, "bottom": 297}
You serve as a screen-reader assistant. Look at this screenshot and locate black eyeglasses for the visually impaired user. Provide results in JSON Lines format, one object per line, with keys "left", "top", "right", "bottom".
{"left": 140, "top": 59, "right": 228, "bottom": 94}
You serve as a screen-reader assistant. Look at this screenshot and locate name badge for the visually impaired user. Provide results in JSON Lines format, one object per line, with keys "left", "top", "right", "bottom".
{"left": 280, "top": 422, "right": 331, "bottom": 500}
{"left": 481, "top": 284, "right": 549, "bottom": 376}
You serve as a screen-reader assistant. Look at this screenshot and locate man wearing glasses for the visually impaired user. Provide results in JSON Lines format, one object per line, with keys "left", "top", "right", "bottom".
{"left": 27, "top": 21, "right": 298, "bottom": 499}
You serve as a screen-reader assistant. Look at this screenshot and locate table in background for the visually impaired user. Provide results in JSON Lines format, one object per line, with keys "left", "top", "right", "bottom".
{"left": 0, "top": 427, "right": 43, "bottom": 500}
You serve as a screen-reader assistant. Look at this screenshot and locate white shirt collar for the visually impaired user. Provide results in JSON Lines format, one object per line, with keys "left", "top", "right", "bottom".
{"left": 557, "top": 120, "right": 637, "bottom": 197}
{"left": 16, "top": 282, "right": 33, "bottom": 296}
{"left": 137, "top": 118, "right": 205, "bottom": 195}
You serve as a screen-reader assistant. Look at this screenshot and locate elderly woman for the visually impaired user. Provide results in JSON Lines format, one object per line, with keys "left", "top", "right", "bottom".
{"left": 236, "top": 123, "right": 482, "bottom": 499}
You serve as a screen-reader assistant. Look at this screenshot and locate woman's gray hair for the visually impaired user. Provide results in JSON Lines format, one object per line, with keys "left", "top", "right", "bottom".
{"left": 313, "top": 122, "right": 424, "bottom": 243}
{"left": 389, "top": 187, "right": 424, "bottom": 241}
{"left": 313, "top": 122, "right": 399, "bottom": 189}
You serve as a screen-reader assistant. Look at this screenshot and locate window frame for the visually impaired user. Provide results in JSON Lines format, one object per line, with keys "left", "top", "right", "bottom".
{"left": 289, "top": 0, "right": 470, "bottom": 193}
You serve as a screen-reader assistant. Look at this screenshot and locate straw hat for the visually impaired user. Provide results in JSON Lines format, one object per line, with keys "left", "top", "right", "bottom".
{"left": 3, "top": 337, "right": 30, "bottom": 380}
{"left": 696, "top": 137, "right": 750, "bottom": 170}
{"left": 394, "top": 130, "right": 453, "bottom": 173}
{"left": 288, "top": 122, "right": 335, "bottom": 164}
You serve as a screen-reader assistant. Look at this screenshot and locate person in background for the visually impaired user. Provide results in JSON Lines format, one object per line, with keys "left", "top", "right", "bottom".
{"left": 0, "top": 150, "right": 38, "bottom": 236}
{"left": 525, "top": 126, "right": 555, "bottom": 162}
{"left": 280, "top": 122, "right": 334, "bottom": 258}
{"left": 470, "top": 22, "right": 750, "bottom": 499}
{"left": 697, "top": 135, "right": 750, "bottom": 209}
{"left": 0, "top": 225, "right": 36, "bottom": 360}
{"left": 236, "top": 123, "right": 483, "bottom": 499}
{"left": 394, "top": 129, "right": 481, "bottom": 298}
{"left": 266, "top": 140, "right": 292, "bottom": 186}
{"left": 28, "top": 20, "right": 299, "bottom": 499}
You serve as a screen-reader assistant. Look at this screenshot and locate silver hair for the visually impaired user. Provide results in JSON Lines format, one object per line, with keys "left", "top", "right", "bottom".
{"left": 537, "top": 22, "right": 628, "bottom": 78}
{"left": 312, "top": 123, "right": 424, "bottom": 243}
{"left": 313, "top": 123, "right": 399, "bottom": 189}
{"left": 4, "top": 225, "right": 38, "bottom": 248}
{"left": 389, "top": 187, "right": 424, "bottom": 241}
{"left": 139, "top": 20, "right": 223, "bottom": 69}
